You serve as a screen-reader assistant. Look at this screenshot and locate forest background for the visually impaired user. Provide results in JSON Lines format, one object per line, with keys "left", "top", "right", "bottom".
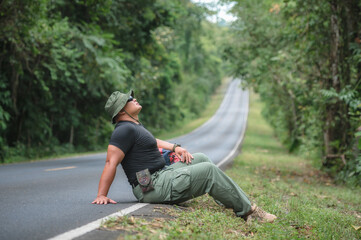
{"left": 0, "top": 0, "right": 360, "bottom": 186}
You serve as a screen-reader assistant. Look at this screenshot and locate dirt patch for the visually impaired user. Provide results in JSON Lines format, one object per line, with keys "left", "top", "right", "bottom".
{"left": 257, "top": 164, "right": 334, "bottom": 185}
{"left": 99, "top": 204, "right": 185, "bottom": 239}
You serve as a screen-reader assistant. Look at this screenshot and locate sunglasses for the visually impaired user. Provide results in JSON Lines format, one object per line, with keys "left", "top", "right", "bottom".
{"left": 127, "top": 96, "right": 134, "bottom": 102}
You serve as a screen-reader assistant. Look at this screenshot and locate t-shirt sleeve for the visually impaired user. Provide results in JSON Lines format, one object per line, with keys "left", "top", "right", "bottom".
{"left": 109, "top": 124, "right": 135, "bottom": 154}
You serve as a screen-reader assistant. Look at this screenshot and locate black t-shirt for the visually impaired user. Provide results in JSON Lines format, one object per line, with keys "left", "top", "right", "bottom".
{"left": 109, "top": 121, "right": 165, "bottom": 185}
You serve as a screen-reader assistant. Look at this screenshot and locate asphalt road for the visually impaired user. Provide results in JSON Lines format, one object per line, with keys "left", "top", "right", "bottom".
{"left": 0, "top": 79, "right": 249, "bottom": 240}
{"left": 169, "top": 79, "right": 249, "bottom": 165}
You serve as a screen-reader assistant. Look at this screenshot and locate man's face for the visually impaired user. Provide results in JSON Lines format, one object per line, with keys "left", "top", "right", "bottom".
{"left": 123, "top": 96, "right": 142, "bottom": 114}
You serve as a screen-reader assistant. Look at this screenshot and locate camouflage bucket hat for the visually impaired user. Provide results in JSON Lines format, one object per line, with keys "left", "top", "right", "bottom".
{"left": 105, "top": 89, "right": 134, "bottom": 124}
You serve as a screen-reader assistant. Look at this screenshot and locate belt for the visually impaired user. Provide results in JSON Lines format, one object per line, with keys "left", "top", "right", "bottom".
{"left": 131, "top": 166, "right": 166, "bottom": 188}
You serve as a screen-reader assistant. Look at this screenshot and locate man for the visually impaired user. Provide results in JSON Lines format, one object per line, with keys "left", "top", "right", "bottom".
{"left": 92, "top": 90, "right": 277, "bottom": 223}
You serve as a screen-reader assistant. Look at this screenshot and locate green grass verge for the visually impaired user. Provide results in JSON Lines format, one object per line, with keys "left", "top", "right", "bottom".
{"left": 103, "top": 92, "right": 361, "bottom": 239}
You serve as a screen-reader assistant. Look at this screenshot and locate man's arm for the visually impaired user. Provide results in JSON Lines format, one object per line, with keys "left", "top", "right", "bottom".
{"left": 156, "top": 139, "right": 193, "bottom": 164}
{"left": 92, "top": 145, "right": 125, "bottom": 204}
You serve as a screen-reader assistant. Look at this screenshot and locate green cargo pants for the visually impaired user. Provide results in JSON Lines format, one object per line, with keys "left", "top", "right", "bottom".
{"left": 132, "top": 153, "right": 251, "bottom": 217}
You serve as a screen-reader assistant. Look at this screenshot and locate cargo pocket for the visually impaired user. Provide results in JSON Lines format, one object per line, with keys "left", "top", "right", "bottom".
{"left": 170, "top": 169, "right": 191, "bottom": 203}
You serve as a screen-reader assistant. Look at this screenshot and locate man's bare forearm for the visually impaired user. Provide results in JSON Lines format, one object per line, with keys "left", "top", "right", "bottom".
{"left": 156, "top": 139, "right": 175, "bottom": 151}
{"left": 156, "top": 138, "right": 193, "bottom": 163}
{"left": 97, "top": 162, "right": 117, "bottom": 197}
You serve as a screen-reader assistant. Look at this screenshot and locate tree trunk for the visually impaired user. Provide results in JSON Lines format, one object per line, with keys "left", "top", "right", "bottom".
{"left": 324, "top": 0, "right": 341, "bottom": 165}
{"left": 330, "top": 1, "right": 340, "bottom": 90}
{"left": 69, "top": 125, "right": 74, "bottom": 145}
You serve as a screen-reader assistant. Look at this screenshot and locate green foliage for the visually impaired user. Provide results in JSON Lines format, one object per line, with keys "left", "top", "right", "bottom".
{"left": 0, "top": 0, "right": 226, "bottom": 162}
{"left": 336, "top": 131, "right": 361, "bottom": 186}
{"left": 225, "top": 0, "right": 361, "bottom": 185}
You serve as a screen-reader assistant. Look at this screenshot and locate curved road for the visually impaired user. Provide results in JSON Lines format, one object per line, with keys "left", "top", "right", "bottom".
{"left": 0, "top": 79, "right": 248, "bottom": 240}
{"left": 170, "top": 79, "right": 249, "bottom": 166}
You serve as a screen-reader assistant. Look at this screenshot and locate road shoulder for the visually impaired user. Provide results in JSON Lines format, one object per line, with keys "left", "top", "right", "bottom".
{"left": 74, "top": 204, "right": 182, "bottom": 240}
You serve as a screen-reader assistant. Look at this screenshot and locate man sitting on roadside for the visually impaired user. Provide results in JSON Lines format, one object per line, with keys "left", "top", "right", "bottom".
{"left": 92, "top": 90, "right": 277, "bottom": 223}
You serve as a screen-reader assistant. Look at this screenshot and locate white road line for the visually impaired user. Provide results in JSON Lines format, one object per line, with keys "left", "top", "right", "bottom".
{"left": 47, "top": 203, "right": 148, "bottom": 240}
{"left": 217, "top": 89, "right": 249, "bottom": 168}
{"left": 45, "top": 166, "right": 77, "bottom": 171}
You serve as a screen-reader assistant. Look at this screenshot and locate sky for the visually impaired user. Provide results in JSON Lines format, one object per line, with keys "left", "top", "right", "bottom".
{"left": 192, "top": 0, "right": 237, "bottom": 23}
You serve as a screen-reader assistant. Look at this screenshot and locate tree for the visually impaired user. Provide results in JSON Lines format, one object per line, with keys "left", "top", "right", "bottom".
{"left": 225, "top": 0, "right": 361, "bottom": 184}
{"left": 0, "top": 0, "right": 226, "bottom": 162}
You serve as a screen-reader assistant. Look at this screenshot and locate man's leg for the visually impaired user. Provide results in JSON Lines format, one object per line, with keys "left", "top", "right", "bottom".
{"left": 167, "top": 153, "right": 224, "bottom": 206}
{"left": 132, "top": 153, "right": 213, "bottom": 203}
{"left": 133, "top": 153, "right": 251, "bottom": 217}
{"left": 169, "top": 161, "right": 252, "bottom": 217}
{"left": 133, "top": 153, "right": 212, "bottom": 203}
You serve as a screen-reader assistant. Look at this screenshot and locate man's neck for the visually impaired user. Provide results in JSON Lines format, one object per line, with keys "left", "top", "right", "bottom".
{"left": 118, "top": 111, "right": 140, "bottom": 124}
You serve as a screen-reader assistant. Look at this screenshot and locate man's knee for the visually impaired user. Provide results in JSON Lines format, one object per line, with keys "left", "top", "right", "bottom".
{"left": 191, "top": 162, "right": 218, "bottom": 177}
{"left": 192, "top": 152, "right": 212, "bottom": 164}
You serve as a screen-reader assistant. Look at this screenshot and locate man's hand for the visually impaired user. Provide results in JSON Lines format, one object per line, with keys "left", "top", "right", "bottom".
{"left": 175, "top": 147, "right": 194, "bottom": 164}
{"left": 92, "top": 195, "right": 117, "bottom": 205}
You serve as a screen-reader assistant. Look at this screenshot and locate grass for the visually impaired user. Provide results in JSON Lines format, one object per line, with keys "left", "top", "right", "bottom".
{"left": 102, "top": 92, "right": 361, "bottom": 239}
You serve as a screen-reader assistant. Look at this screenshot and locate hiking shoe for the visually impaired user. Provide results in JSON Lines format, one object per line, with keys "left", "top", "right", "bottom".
{"left": 246, "top": 204, "right": 277, "bottom": 223}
